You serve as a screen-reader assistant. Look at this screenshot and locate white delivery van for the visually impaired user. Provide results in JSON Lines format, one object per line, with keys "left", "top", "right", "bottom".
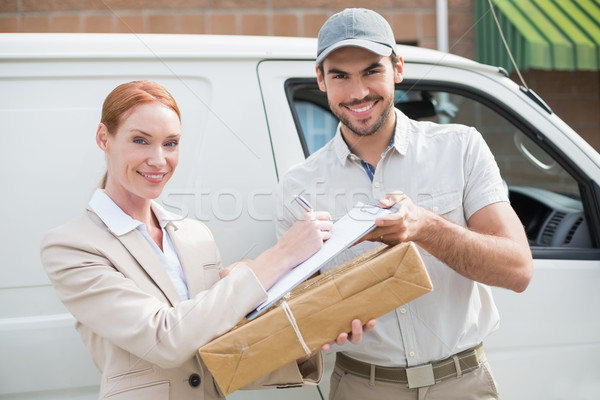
{"left": 0, "top": 33, "right": 599, "bottom": 400}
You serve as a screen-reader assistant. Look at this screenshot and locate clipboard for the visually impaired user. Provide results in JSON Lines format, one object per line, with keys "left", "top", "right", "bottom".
{"left": 246, "top": 202, "right": 393, "bottom": 320}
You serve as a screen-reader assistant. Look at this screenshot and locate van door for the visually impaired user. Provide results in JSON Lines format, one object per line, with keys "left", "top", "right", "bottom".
{"left": 257, "top": 60, "right": 317, "bottom": 178}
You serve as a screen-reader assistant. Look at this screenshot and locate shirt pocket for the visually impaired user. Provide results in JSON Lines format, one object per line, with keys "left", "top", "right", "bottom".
{"left": 416, "top": 190, "right": 464, "bottom": 224}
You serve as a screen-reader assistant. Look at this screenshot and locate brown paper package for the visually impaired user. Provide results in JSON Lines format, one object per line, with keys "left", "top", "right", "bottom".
{"left": 198, "top": 242, "right": 433, "bottom": 395}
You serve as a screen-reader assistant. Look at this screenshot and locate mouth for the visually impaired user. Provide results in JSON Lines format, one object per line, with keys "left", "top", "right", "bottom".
{"left": 343, "top": 98, "right": 380, "bottom": 116}
{"left": 347, "top": 102, "right": 376, "bottom": 113}
{"left": 137, "top": 171, "right": 168, "bottom": 181}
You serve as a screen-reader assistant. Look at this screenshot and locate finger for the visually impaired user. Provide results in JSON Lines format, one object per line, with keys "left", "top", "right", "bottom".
{"left": 218, "top": 269, "right": 229, "bottom": 279}
{"left": 357, "top": 228, "right": 390, "bottom": 243}
{"left": 317, "top": 219, "right": 333, "bottom": 231}
{"left": 380, "top": 191, "right": 405, "bottom": 208}
{"left": 219, "top": 265, "right": 235, "bottom": 279}
{"left": 364, "top": 319, "right": 376, "bottom": 332}
{"left": 375, "top": 213, "right": 404, "bottom": 226}
{"left": 351, "top": 236, "right": 366, "bottom": 246}
{"left": 353, "top": 233, "right": 374, "bottom": 245}
{"left": 313, "top": 211, "right": 332, "bottom": 221}
{"left": 334, "top": 332, "right": 348, "bottom": 346}
{"left": 301, "top": 211, "right": 316, "bottom": 221}
{"left": 375, "top": 206, "right": 409, "bottom": 227}
{"left": 348, "top": 319, "right": 363, "bottom": 344}
{"left": 220, "top": 259, "right": 253, "bottom": 279}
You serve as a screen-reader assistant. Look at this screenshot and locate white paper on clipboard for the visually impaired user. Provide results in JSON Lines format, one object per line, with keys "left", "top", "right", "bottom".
{"left": 246, "top": 202, "right": 392, "bottom": 320}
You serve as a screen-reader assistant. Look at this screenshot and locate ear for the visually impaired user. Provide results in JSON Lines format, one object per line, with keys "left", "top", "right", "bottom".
{"left": 316, "top": 65, "right": 327, "bottom": 92}
{"left": 394, "top": 56, "right": 404, "bottom": 84}
{"left": 96, "top": 123, "right": 109, "bottom": 152}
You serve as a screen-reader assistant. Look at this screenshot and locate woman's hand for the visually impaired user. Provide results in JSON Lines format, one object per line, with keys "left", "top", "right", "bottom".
{"left": 275, "top": 211, "right": 333, "bottom": 267}
{"left": 219, "top": 259, "right": 251, "bottom": 280}
{"left": 226, "top": 211, "right": 332, "bottom": 290}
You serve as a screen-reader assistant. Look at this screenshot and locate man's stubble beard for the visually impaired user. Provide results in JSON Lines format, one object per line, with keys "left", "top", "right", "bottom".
{"left": 330, "top": 95, "right": 395, "bottom": 138}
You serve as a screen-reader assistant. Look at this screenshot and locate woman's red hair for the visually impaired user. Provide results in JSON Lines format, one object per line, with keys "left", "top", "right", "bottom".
{"left": 101, "top": 80, "right": 180, "bottom": 133}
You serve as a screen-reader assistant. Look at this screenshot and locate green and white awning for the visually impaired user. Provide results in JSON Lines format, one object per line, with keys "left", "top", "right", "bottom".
{"left": 475, "top": 0, "right": 600, "bottom": 71}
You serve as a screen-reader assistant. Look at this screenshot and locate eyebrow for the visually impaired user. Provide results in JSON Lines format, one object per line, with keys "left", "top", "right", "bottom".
{"left": 132, "top": 129, "right": 181, "bottom": 139}
{"left": 326, "top": 61, "right": 385, "bottom": 76}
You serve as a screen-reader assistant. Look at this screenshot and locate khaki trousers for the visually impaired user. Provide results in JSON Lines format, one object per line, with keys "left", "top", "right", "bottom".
{"left": 328, "top": 356, "right": 500, "bottom": 400}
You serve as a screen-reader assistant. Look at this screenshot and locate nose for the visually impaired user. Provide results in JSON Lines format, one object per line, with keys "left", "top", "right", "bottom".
{"left": 348, "top": 77, "right": 369, "bottom": 101}
{"left": 147, "top": 144, "right": 167, "bottom": 167}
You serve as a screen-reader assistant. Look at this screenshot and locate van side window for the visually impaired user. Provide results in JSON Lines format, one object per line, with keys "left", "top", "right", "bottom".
{"left": 294, "top": 101, "right": 338, "bottom": 154}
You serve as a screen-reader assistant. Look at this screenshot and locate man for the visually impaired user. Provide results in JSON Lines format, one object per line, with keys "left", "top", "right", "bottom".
{"left": 275, "top": 8, "right": 533, "bottom": 400}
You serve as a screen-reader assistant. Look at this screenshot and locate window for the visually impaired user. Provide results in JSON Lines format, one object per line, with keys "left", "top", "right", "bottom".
{"left": 294, "top": 101, "right": 338, "bottom": 154}
{"left": 418, "top": 90, "right": 579, "bottom": 197}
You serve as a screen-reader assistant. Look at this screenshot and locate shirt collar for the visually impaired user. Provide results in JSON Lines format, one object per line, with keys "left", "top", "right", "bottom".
{"left": 392, "top": 108, "right": 410, "bottom": 156}
{"left": 89, "top": 189, "right": 174, "bottom": 236}
{"left": 333, "top": 107, "right": 410, "bottom": 165}
{"left": 333, "top": 125, "right": 352, "bottom": 165}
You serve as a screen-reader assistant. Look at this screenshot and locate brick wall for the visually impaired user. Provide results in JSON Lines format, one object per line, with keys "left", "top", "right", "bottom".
{"left": 0, "top": 0, "right": 474, "bottom": 58}
{"left": 0, "top": 0, "right": 598, "bottom": 151}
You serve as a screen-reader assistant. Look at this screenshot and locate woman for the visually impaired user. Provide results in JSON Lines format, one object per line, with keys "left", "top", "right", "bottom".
{"left": 41, "top": 81, "right": 372, "bottom": 399}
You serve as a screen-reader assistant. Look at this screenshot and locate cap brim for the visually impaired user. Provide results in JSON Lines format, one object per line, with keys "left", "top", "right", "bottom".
{"left": 316, "top": 39, "right": 394, "bottom": 65}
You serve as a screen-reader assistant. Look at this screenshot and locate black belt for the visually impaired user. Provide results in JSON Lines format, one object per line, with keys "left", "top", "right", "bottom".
{"left": 335, "top": 343, "right": 484, "bottom": 389}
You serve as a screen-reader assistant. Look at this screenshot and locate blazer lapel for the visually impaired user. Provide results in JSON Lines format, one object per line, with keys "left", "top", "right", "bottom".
{"left": 166, "top": 223, "right": 205, "bottom": 297}
{"left": 116, "top": 229, "right": 182, "bottom": 306}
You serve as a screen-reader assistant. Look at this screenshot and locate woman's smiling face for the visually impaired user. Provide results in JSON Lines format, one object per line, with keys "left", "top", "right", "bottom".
{"left": 98, "top": 101, "right": 181, "bottom": 204}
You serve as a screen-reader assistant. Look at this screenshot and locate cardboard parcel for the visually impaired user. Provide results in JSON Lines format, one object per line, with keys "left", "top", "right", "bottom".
{"left": 198, "top": 242, "right": 432, "bottom": 395}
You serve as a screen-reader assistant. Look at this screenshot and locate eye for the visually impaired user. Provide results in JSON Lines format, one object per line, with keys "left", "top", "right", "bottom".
{"left": 133, "top": 138, "right": 147, "bottom": 145}
{"left": 164, "top": 140, "right": 179, "bottom": 148}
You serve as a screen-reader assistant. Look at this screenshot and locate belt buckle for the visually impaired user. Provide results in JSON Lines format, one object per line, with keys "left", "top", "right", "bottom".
{"left": 406, "top": 364, "right": 435, "bottom": 389}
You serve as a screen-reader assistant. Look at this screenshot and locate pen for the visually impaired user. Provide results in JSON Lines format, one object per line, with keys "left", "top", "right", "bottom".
{"left": 294, "top": 194, "right": 313, "bottom": 213}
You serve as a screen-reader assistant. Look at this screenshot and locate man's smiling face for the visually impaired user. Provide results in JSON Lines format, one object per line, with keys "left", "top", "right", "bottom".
{"left": 317, "top": 46, "right": 403, "bottom": 139}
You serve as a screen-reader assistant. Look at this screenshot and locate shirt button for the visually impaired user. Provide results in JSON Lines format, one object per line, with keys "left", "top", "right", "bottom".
{"left": 400, "top": 308, "right": 407, "bottom": 314}
{"left": 374, "top": 182, "right": 380, "bottom": 188}
{"left": 409, "top": 351, "right": 415, "bottom": 357}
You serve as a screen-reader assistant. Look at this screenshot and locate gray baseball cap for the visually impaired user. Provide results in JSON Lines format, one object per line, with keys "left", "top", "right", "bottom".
{"left": 316, "top": 8, "right": 397, "bottom": 65}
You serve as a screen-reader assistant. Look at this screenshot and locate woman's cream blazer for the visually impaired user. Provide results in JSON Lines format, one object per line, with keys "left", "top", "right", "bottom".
{"left": 41, "top": 203, "right": 321, "bottom": 399}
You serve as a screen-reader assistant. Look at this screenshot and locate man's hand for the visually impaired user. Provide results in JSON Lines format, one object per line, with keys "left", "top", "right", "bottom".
{"left": 360, "top": 191, "right": 428, "bottom": 245}
{"left": 322, "top": 318, "right": 377, "bottom": 351}
{"left": 360, "top": 190, "right": 533, "bottom": 292}
{"left": 296, "top": 318, "right": 376, "bottom": 364}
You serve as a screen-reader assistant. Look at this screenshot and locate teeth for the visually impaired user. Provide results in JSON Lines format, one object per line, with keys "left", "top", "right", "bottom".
{"left": 349, "top": 103, "right": 375, "bottom": 113}
{"left": 139, "top": 172, "right": 164, "bottom": 179}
